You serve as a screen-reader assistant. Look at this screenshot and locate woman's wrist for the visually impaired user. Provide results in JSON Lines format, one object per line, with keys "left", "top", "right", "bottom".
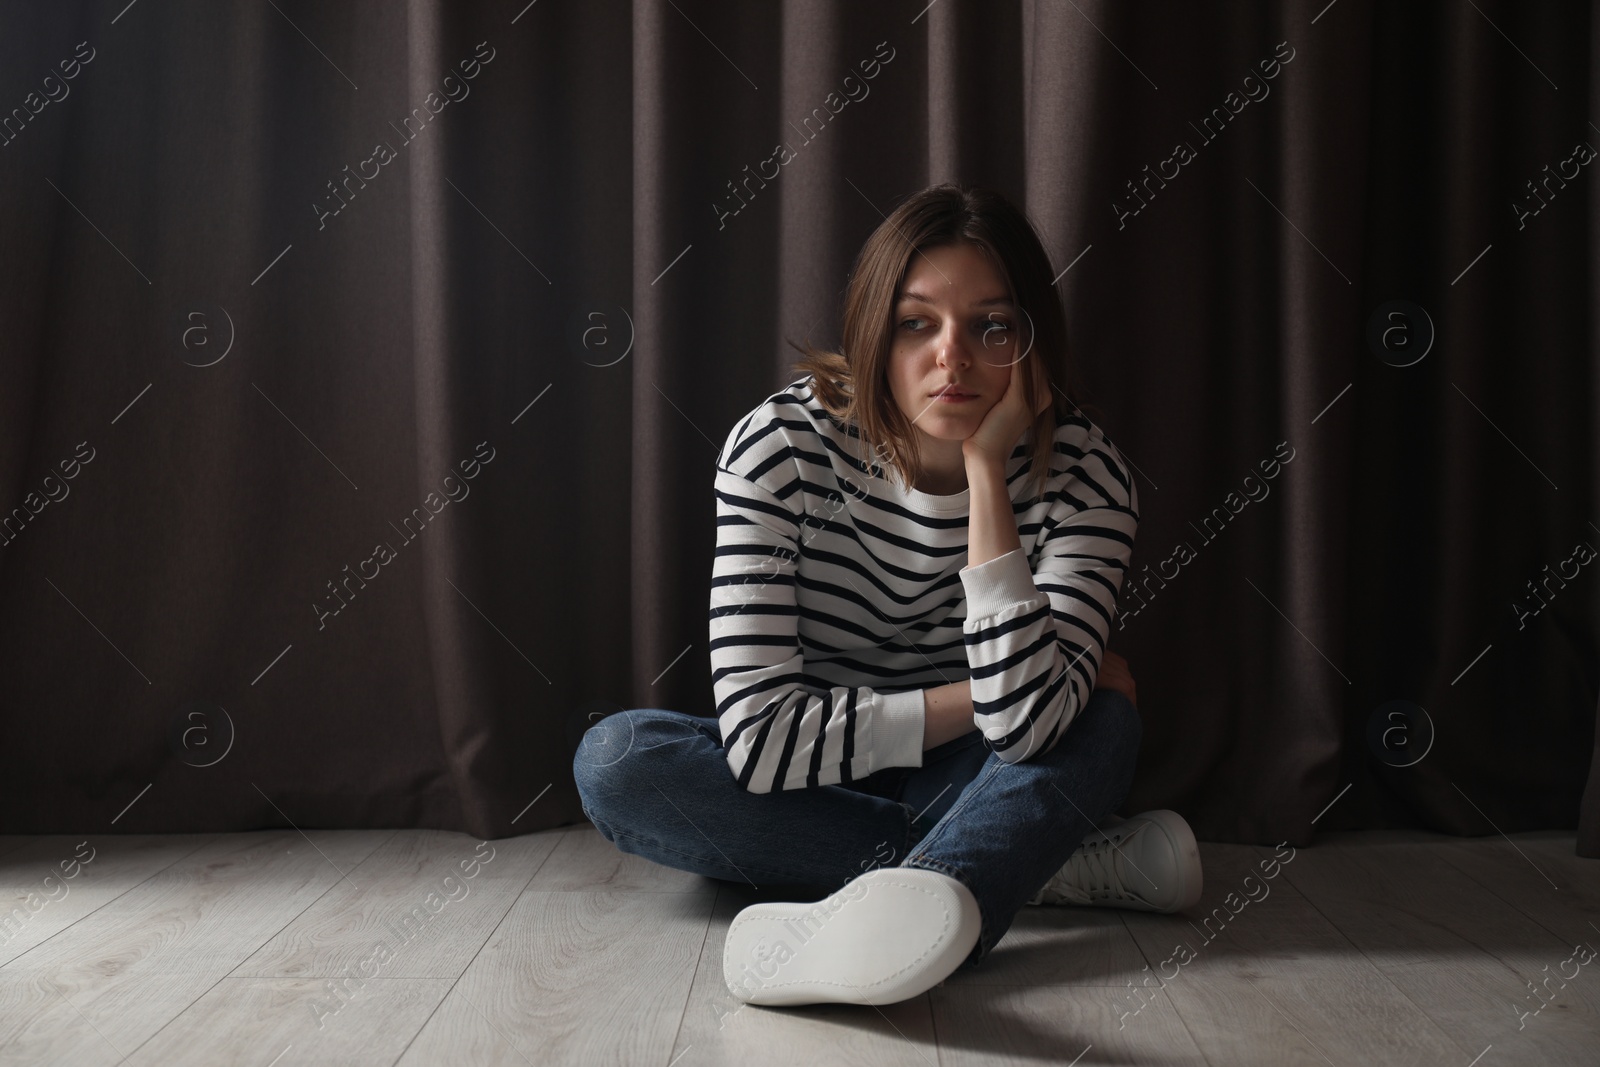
{"left": 961, "top": 446, "right": 1007, "bottom": 479}
{"left": 923, "top": 679, "right": 977, "bottom": 749}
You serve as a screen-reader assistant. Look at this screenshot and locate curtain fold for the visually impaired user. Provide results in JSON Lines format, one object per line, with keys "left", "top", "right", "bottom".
{"left": 0, "top": 0, "right": 1594, "bottom": 855}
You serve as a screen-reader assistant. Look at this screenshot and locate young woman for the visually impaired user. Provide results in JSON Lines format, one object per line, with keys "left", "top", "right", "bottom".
{"left": 573, "top": 183, "right": 1202, "bottom": 1007}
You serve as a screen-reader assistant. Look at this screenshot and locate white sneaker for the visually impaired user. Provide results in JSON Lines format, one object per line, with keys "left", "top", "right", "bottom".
{"left": 722, "top": 868, "right": 981, "bottom": 1006}
{"left": 1029, "top": 809, "right": 1202, "bottom": 913}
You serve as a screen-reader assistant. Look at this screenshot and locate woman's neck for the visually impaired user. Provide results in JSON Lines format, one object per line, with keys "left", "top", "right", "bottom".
{"left": 912, "top": 440, "right": 968, "bottom": 494}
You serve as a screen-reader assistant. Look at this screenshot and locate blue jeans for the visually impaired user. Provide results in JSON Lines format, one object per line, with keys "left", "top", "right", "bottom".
{"left": 571, "top": 687, "right": 1141, "bottom": 969}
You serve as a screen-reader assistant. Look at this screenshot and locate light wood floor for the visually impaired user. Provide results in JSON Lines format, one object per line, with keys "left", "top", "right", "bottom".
{"left": 0, "top": 825, "right": 1596, "bottom": 1065}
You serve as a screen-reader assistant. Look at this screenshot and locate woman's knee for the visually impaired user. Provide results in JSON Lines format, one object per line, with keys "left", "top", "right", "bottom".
{"left": 573, "top": 708, "right": 650, "bottom": 803}
{"left": 571, "top": 708, "right": 715, "bottom": 815}
{"left": 1086, "top": 687, "right": 1142, "bottom": 765}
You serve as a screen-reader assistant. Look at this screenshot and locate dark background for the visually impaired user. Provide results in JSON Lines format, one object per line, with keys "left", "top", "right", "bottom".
{"left": 1, "top": 0, "right": 1595, "bottom": 855}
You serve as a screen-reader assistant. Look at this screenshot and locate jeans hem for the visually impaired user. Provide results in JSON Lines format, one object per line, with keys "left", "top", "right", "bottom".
{"left": 899, "top": 855, "right": 991, "bottom": 968}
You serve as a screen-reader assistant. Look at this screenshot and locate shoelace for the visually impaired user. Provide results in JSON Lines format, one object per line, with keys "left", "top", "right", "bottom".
{"left": 1047, "top": 825, "right": 1144, "bottom": 904}
{"left": 1071, "top": 837, "right": 1124, "bottom": 901}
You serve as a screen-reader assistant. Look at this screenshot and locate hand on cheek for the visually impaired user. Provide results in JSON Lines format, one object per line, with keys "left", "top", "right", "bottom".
{"left": 962, "top": 362, "right": 1048, "bottom": 465}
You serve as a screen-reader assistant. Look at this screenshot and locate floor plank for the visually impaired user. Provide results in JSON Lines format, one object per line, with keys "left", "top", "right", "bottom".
{"left": 948, "top": 906, "right": 1148, "bottom": 989}
{"left": 1, "top": 835, "right": 214, "bottom": 966}
{"left": 1108, "top": 840, "right": 1471, "bottom": 1063}
{"left": 233, "top": 828, "right": 561, "bottom": 979}
{"left": 1430, "top": 832, "right": 1600, "bottom": 1057}
{"left": 120, "top": 977, "right": 454, "bottom": 1067}
{"left": 1116, "top": 841, "right": 1371, "bottom": 983}
{"left": 395, "top": 887, "right": 717, "bottom": 1066}
{"left": 930, "top": 983, "right": 1207, "bottom": 1066}
{"left": 1160, "top": 970, "right": 1467, "bottom": 1066}
{"left": 1268, "top": 838, "right": 1600, "bottom": 1065}
{"left": 523, "top": 826, "right": 708, "bottom": 893}
{"left": 0, "top": 831, "right": 388, "bottom": 1066}
{"left": 1430, "top": 833, "right": 1600, "bottom": 946}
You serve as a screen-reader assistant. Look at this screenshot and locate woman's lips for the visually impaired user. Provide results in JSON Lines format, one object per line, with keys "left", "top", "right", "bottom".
{"left": 931, "top": 391, "right": 977, "bottom": 402}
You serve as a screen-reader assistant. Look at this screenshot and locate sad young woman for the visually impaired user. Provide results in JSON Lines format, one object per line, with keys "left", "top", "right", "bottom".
{"left": 573, "top": 183, "right": 1202, "bottom": 1007}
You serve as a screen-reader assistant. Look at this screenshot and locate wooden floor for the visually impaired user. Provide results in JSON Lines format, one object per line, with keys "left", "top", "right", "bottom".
{"left": 0, "top": 825, "right": 1596, "bottom": 1066}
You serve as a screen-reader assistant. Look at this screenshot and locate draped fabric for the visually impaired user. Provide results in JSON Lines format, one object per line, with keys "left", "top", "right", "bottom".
{"left": 1, "top": 0, "right": 1595, "bottom": 855}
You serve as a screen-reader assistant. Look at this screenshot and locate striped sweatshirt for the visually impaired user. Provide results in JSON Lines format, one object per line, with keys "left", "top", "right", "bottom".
{"left": 709, "top": 375, "right": 1139, "bottom": 794}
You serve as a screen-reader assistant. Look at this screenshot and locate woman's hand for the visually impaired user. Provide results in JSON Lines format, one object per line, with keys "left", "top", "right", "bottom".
{"left": 1094, "top": 649, "right": 1137, "bottom": 709}
{"left": 961, "top": 357, "right": 1050, "bottom": 468}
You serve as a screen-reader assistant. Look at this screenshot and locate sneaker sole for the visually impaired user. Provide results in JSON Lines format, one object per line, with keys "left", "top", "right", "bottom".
{"left": 722, "top": 868, "right": 981, "bottom": 1006}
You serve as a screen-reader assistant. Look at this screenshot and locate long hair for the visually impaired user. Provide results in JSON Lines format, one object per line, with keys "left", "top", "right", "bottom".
{"left": 789, "top": 183, "right": 1097, "bottom": 503}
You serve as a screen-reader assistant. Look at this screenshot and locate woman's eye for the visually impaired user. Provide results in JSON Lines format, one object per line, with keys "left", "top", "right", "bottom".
{"left": 898, "top": 317, "right": 1012, "bottom": 335}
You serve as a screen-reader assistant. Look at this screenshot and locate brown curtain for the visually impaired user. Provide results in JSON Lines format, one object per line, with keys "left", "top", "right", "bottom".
{"left": 2, "top": 0, "right": 1596, "bottom": 856}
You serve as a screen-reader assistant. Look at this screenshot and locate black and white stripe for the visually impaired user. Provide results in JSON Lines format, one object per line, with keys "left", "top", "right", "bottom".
{"left": 709, "top": 376, "right": 1138, "bottom": 794}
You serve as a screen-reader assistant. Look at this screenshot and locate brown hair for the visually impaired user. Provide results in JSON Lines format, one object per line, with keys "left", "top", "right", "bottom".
{"left": 788, "top": 183, "right": 1096, "bottom": 503}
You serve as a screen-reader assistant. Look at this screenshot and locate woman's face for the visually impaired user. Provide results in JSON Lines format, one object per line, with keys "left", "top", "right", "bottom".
{"left": 887, "top": 241, "right": 1019, "bottom": 449}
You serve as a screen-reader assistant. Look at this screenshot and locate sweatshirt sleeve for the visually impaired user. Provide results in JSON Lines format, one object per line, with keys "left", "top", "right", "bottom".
{"left": 710, "top": 464, "right": 927, "bottom": 794}
{"left": 957, "top": 426, "right": 1139, "bottom": 764}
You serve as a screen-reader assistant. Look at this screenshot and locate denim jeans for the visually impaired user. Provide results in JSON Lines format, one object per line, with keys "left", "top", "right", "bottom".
{"left": 571, "top": 687, "right": 1141, "bottom": 969}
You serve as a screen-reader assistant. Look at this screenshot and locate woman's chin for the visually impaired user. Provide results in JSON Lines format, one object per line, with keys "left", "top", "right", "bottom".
{"left": 919, "top": 417, "right": 979, "bottom": 441}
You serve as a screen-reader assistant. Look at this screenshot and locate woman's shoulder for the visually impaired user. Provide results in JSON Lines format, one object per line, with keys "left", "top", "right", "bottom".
{"left": 1048, "top": 405, "right": 1103, "bottom": 454}
{"left": 716, "top": 374, "right": 842, "bottom": 474}
{"left": 1044, "top": 406, "right": 1137, "bottom": 514}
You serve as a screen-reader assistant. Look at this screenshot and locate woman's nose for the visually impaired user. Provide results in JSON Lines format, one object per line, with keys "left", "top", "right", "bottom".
{"left": 936, "top": 329, "right": 971, "bottom": 366}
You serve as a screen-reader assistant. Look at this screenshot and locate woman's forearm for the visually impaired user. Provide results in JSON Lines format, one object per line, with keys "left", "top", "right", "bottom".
{"left": 918, "top": 454, "right": 1025, "bottom": 752}
{"left": 965, "top": 454, "right": 1021, "bottom": 568}
{"left": 921, "top": 454, "right": 1021, "bottom": 752}
{"left": 923, "top": 678, "right": 978, "bottom": 749}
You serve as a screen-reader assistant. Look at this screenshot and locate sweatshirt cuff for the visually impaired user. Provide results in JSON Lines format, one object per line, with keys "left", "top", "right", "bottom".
{"left": 873, "top": 687, "right": 926, "bottom": 769}
{"left": 959, "top": 547, "right": 1041, "bottom": 621}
